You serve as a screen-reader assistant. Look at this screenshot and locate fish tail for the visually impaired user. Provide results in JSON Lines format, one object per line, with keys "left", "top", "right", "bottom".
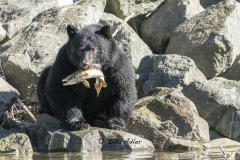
{"left": 102, "top": 80, "right": 107, "bottom": 87}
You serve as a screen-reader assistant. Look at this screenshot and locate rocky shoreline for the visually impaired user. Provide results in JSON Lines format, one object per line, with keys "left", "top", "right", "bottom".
{"left": 1, "top": 0, "right": 240, "bottom": 153}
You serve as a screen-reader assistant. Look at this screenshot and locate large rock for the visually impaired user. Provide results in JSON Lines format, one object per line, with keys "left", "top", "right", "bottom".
{"left": 0, "top": 22, "right": 7, "bottom": 45}
{"left": 99, "top": 13, "right": 153, "bottom": 70}
{"left": 215, "top": 107, "right": 240, "bottom": 141}
{"left": 0, "top": 0, "right": 106, "bottom": 104}
{"left": 127, "top": 87, "right": 210, "bottom": 149}
{"left": 141, "top": 0, "right": 204, "bottom": 54}
{"left": 106, "top": 0, "right": 164, "bottom": 19}
{"left": 220, "top": 60, "right": 240, "bottom": 81}
{"left": 136, "top": 54, "right": 207, "bottom": 94}
{"left": 105, "top": 0, "right": 165, "bottom": 35}
{"left": 165, "top": 0, "right": 240, "bottom": 78}
{"left": 36, "top": 114, "right": 154, "bottom": 152}
{"left": 0, "top": 127, "right": 32, "bottom": 153}
{"left": 9, "top": 122, "right": 38, "bottom": 151}
{"left": 182, "top": 77, "right": 240, "bottom": 129}
{"left": 0, "top": 0, "right": 72, "bottom": 39}
{"left": 200, "top": 0, "right": 224, "bottom": 8}
{"left": 163, "top": 137, "right": 240, "bottom": 150}
{"left": 0, "top": 78, "right": 20, "bottom": 118}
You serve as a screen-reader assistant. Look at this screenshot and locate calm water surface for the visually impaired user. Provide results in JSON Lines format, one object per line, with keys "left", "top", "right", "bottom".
{"left": 0, "top": 149, "right": 240, "bottom": 160}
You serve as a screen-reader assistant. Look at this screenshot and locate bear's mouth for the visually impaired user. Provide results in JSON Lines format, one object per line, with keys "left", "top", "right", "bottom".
{"left": 80, "top": 63, "right": 92, "bottom": 70}
{"left": 80, "top": 63, "right": 101, "bottom": 70}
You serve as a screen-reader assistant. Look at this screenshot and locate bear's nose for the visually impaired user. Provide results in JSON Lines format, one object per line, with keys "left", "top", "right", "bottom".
{"left": 81, "top": 63, "right": 91, "bottom": 70}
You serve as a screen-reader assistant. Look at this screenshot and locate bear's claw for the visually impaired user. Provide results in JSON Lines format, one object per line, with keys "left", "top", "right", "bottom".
{"left": 108, "top": 124, "right": 124, "bottom": 131}
{"left": 69, "top": 122, "right": 91, "bottom": 131}
{"left": 107, "top": 118, "right": 126, "bottom": 131}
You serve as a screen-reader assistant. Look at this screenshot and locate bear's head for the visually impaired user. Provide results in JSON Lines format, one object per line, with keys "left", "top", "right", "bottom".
{"left": 67, "top": 24, "right": 114, "bottom": 70}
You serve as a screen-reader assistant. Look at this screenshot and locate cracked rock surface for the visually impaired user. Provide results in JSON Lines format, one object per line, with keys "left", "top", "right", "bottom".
{"left": 0, "top": 78, "right": 19, "bottom": 118}
{"left": 165, "top": 0, "right": 240, "bottom": 78}
{"left": 36, "top": 114, "right": 154, "bottom": 152}
{"left": 0, "top": 0, "right": 73, "bottom": 39}
{"left": 0, "top": 127, "right": 33, "bottom": 153}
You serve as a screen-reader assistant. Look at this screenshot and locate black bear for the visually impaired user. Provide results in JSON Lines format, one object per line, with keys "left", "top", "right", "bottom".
{"left": 37, "top": 24, "right": 137, "bottom": 131}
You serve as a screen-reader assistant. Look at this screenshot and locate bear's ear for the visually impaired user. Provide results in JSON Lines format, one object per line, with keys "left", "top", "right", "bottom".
{"left": 100, "top": 25, "right": 112, "bottom": 39}
{"left": 67, "top": 25, "right": 78, "bottom": 38}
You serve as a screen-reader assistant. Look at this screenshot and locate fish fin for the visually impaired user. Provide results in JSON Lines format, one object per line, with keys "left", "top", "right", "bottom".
{"left": 81, "top": 73, "right": 89, "bottom": 78}
{"left": 82, "top": 80, "right": 90, "bottom": 88}
{"left": 102, "top": 81, "right": 107, "bottom": 87}
{"left": 96, "top": 76, "right": 107, "bottom": 87}
{"left": 94, "top": 83, "right": 100, "bottom": 97}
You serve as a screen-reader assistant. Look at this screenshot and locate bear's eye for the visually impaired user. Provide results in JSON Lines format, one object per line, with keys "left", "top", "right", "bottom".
{"left": 78, "top": 49, "right": 84, "bottom": 53}
{"left": 89, "top": 46, "right": 96, "bottom": 51}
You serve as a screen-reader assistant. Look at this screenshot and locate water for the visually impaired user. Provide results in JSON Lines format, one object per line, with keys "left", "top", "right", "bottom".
{"left": 1, "top": 149, "right": 240, "bottom": 160}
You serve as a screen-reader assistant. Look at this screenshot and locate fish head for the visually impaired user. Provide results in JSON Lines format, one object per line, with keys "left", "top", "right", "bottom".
{"left": 67, "top": 24, "right": 114, "bottom": 70}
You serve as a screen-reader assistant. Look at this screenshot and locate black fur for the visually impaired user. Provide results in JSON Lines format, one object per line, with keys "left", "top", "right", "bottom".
{"left": 37, "top": 24, "right": 137, "bottom": 131}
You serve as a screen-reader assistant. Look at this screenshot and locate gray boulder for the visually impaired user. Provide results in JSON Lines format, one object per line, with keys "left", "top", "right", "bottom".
{"left": 164, "top": 137, "right": 240, "bottom": 150}
{"left": 0, "top": 0, "right": 106, "bottom": 104}
{"left": 0, "top": 23, "right": 7, "bottom": 45}
{"left": 0, "top": 127, "right": 32, "bottom": 153}
{"left": 182, "top": 77, "right": 240, "bottom": 128}
{"left": 9, "top": 122, "right": 38, "bottom": 151}
{"left": 215, "top": 107, "right": 240, "bottom": 141}
{"left": 105, "top": 0, "right": 165, "bottom": 35}
{"left": 141, "top": 0, "right": 204, "bottom": 54}
{"left": 127, "top": 87, "right": 210, "bottom": 149}
{"left": 0, "top": 0, "right": 72, "bottom": 39}
{"left": 200, "top": 0, "right": 224, "bottom": 8}
{"left": 99, "top": 13, "right": 153, "bottom": 70}
{"left": 136, "top": 54, "right": 207, "bottom": 94}
{"left": 165, "top": 0, "right": 240, "bottom": 78}
{"left": 0, "top": 78, "right": 19, "bottom": 118}
{"left": 135, "top": 55, "right": 154, "bottom": 98}
{"left": 220, "top": 60, "right": 240, "bottom": 81}
{"left": 36, "top": 114, "right": 154, "bottom": 152}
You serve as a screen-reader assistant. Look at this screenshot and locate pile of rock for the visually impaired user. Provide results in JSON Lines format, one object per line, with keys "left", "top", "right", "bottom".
{"left": 1, "top": 0, "right": 240, "bottom": 153}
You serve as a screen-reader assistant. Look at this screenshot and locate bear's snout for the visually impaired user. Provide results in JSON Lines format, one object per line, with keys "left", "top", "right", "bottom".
{"left": 81, "top": 62, "right": 92, "bottom": 70}
{"left": 80, "top": 51, "right": 93, "bottom": 70}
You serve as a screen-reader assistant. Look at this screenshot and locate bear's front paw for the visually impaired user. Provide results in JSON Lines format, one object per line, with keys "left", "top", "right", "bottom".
{"left": 68, "top": 121, "right": 91, "bottom": 131}
{"left": 107, "top": 118, "right": 125, "bottom": 131}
